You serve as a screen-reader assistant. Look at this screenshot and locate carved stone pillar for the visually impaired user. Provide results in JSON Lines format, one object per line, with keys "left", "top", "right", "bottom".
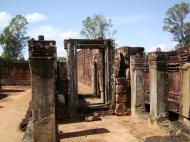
{"left": 148, "top": 52, "right": 168, "bottom": 122}
{"left": 130, "top": 54, "right": 144, "bottom": 116}
{"left": 66, "top": 41, "right": 78, "bottom": 116}
{"left": 28, "top": 35, "right": 57, "bottom": 142}
{"left": 181, "top": 63, "right": 190, "bottom": 121}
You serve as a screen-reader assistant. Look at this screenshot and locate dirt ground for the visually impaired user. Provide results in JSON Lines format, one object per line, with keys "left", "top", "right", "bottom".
{"left": 0, "top": 86, "right": 31, "bottom": 142}
{"left": 0, "top": 85, "right": 187, "bottom": 142}
{"left": 59, "top": 82, "right": 185, "bottom": 142}
{"left": 59, "top": 115, "right": 187, "bottom": 142}
{"left": 78, "top": 82, "right": 103, "bottom": 104}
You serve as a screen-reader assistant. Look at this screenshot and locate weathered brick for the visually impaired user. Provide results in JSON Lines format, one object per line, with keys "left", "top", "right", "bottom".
{"left": 116, "top": 85, "right": 126, "bottom": 94}
{"left": 115, "top": 77, "right": 127, "bottom": 85}
{"left": 116, "top": 94, "right": 127, "bottom": 103}
{"left": 115, "top": 103, "right": 127, "bottom": 115}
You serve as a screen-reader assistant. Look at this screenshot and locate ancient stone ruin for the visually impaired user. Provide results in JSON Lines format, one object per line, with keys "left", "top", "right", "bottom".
{"left": 28, "top": 36, "right": 57, "bottom": 142}
{"left": 1, "top": 35, "right": 190, "bottom": 142}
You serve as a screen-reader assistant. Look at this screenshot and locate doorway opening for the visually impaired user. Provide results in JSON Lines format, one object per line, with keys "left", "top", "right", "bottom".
{"left": 77, "top": 49, "right": 104, "bottom": 106}
{"left": 64, "top": 39, "right": 115, "bottom": 112}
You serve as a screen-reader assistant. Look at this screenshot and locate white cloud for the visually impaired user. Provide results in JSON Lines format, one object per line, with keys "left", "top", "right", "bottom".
{"left": 59, "top": 30, "right": 79, "bottom": 39}
{"left": 28, "top": 26, "right": 57, "bottom": 39}
{"left": 26, "top": 13, "right": 48, "bottom": 22}
{"left": 28, "top": 25, "right": 79, "bottom": 57}
{"left": 0, "top": 11, "right": 12, "bottom": 29}
{"left": 109, "top": 14, "right": 152, "bottom": 25}
{"left": 28, "top": 26, "right": 79, "bottom": 40}
{"left": 0, "top": 12, "right": 48, "bottom": 30}
{"left": 147, "top": 42, "right": 176, "bottom": 52}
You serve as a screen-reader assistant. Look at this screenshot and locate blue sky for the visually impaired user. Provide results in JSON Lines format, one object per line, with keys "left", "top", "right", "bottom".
{"left": 0, "top": 0, "right": 189, "bottom": 58}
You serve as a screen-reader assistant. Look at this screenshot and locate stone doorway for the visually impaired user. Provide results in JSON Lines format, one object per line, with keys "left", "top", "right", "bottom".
{"left": 64, "top": 39, "right": 115, "bottom": 112}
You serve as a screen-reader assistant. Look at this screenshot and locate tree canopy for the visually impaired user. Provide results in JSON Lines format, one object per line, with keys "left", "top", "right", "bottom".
{"left": 57, "top": 56, "right": 66, "bottom": 62}
{"left": 163, "top": 2, "right": 190, "bottom": 48}
{"left": 80, "top": 14, "right": 116, "bottom": 39}
{"left": 0, "top": 15, "right": 28, "bottom": 60}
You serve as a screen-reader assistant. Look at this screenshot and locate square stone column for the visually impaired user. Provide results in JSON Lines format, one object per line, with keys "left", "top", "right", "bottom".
{"left": 148, "top": 52, "right": 168, "bottom": 122}
{"left": 181, "top": 63, "right": 190, "bottom": 121}
{"left": 28, "top": 36, "right": 57, "bottom": 142}
{"left": 66, "top": 42, "right": 78, "bottom": 116}
{"left": 130, "top": 54, "right": 145, "bottom": 116}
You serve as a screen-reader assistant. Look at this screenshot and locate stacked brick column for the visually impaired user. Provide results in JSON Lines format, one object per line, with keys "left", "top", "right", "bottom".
{"left": 115, "top": 77, "right": 128, "bottom": 115}
{"left": 114, "top": 52, "right": 128, "bottom": 115}
{"left": 130, "top": 54, "right": 144, "bottom": 116}
{"left": 148, "top": 52, "right": 169, "bottom": 122}
{"left": 28, "top": 36, "right": 57, "bottom": 142}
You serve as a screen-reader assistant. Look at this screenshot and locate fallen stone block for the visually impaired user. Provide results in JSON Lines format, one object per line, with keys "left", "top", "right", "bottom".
{"left": 22, "top": 119, "right": 33, "bottom": 142}
{"left": 19, "top": 101, "right": 32, "bottom": 132}
{"left": 106, "top": 110, "right": 115, "bottom": 115}
{"left": 85, "top": 112, "right": 101, "bottom": 122}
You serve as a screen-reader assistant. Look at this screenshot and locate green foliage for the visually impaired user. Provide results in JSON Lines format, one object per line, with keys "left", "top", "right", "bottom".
{"left": 163, "top": 2, "right": 190, "bottom": 47}
{"left": 80, "top": 14, "right": 116, "bottom": 39}
{"left": 0, "top": 15, "right": 28, "bottom": 60}
{"left": 57, "top": 56, "right": 66, "bottom": 62}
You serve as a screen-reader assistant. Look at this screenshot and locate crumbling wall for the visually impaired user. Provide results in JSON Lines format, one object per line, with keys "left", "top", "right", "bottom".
{"left": 143, "top": 46, "right": 190, "bottom": 119}
{"left": 0, "top": 60, "right": 30, "bottom": 85}
{"left": 168, "top": 51, "right": 181, "bottom": 113}
{"left": 113, "top": 46, "right": 144, "bottom": 115}
{"left": 144, "top": 51, "right": 182, "bottom": 113}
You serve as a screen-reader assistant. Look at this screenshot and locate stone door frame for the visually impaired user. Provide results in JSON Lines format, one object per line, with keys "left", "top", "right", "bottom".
{"left": 64, "top": 39, "right": 115, "bottom": 109}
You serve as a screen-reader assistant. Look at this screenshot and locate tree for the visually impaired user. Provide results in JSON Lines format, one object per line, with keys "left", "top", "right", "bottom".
{"left": 0, "top": 15, "right": 28, "bottom": 60}
{"left": 80, "top": 14, "right": 116, "bottom": 39}
{"left": 57, "top": 56, "right": 66, "bottom": 62}
{"left": 163, "top": 2, "right": 190, "bottom": 48}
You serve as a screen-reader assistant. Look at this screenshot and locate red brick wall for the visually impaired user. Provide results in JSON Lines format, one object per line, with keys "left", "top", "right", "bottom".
{"left": 0, "top": 60, "right": 31, "bottom": 85}
{"left": 77, "top": 49, "right": 103, "bottom": 87}
{"left": 77, "top": 49, "right": 93, "bottom": 86}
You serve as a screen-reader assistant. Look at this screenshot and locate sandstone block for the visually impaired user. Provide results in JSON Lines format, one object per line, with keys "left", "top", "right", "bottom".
{"left": 116, "top": 94, "right": 127, "bottom": 103}
{"left": 126, "top": 68, "right": 130, "bottom": 80}
{"left": 115, "top": 69, "right": 120, "bottom": 77}
{"left": 109, "top": 103, "right": 116, "bottom": 110}
{"left": 115, "top": 103, "right": 127, "bottom": 115}
{"left": 115, "top": 59, "right": 121, "bottom": 70}
{"left": 115, "top": 77, "right": 127, "bottom": 85}
{"left": 116, "top": 85, "right": 126, "bottom": 94}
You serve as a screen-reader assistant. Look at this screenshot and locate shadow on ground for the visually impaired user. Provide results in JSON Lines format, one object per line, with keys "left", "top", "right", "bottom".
{"left": 0, "top": 89, "right": 25, "bottom": 93}
{"left": 0, "top": 88, "right": 25, "bottom": 101}
{"left": 0, "top": 94, "right": 8, "bottom": 100}
{"left": 57, "top": 93, "right": 108, "bottom": 125}
{"left": 59, "top": 128, "right": 110, "bottom": 139}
